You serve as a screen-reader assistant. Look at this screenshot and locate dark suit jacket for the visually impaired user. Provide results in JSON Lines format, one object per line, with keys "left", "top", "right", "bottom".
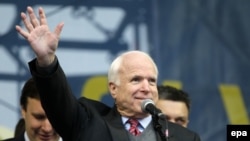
{"left": 2, "top": 134, "right": 25, "bottom": 141}
{"left": 29, "top": 58, "right": 200, "bottom": 141}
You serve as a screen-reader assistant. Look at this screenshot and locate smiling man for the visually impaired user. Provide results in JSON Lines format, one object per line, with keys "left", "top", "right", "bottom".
{"left": 15, "top": 6, "right": 201, "bottom": 141}
{"left": 3, "top": 78, "right": 62, "bottom": 141}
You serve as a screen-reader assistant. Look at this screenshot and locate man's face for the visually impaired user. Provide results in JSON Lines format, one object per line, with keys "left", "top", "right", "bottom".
{"left": 21, "top": 98, "right": 60, "bottom": 141}
{"left": 156, "top": 100, "right": 189, "bottom": 127}
{"left": 109, "top": 55, "right": 158, "bottom": 118}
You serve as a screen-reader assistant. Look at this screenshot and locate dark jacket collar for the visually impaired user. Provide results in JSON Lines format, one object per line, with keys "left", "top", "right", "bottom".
{"left": 104, "top": 106, "right": 173, "bottom": 141}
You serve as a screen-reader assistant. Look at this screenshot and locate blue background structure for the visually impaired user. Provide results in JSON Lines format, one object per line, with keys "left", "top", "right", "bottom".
{"left": 0, "top": 0, "right": 249, "bottom": 141}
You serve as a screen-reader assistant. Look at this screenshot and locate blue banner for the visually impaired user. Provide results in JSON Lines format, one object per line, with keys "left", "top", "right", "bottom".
{"left": 0, "top": 1, "right": 249, "bottom": 141}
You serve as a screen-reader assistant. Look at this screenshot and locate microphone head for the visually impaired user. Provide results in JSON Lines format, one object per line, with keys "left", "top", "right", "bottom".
{"left": 141, "top": 99, "right": 155, "bottom": 113}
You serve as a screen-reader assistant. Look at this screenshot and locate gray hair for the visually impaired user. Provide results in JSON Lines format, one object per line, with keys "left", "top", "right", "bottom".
{"left": 108, "top": 51, "right": 158, "bottom": 85}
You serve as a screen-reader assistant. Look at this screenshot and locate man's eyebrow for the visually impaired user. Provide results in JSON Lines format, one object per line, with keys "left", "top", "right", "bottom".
{"left": 175, "top": 117, "right": 187, "bottom": 120}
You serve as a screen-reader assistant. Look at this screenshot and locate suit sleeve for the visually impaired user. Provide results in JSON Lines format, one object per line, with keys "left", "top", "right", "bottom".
{"left": 28, "top": 58, "right": 88, "bottom": 140}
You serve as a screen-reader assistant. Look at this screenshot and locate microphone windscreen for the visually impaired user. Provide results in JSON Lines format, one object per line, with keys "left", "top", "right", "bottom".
{"left": 141, "top": 99, "right": 154, "bottom": 112}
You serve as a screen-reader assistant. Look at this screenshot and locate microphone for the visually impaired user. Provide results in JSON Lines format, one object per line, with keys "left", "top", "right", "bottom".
{"left": 141, "top": 99, "right": 165, "bottom": 119}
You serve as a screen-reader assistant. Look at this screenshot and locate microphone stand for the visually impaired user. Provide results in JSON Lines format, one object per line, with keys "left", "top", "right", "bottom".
{"left": 152, "top": 110, "right": 167, "bottom": 141}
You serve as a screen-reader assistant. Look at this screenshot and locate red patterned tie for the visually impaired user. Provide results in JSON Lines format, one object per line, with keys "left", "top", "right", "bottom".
{"left": 128, "top": 118, "right": 141, "bottom": 136}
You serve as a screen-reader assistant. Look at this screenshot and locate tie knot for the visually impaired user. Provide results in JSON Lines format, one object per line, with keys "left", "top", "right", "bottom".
{"left": 127, "top": 118, "right": 141, "bottom": 136}
{"left": 128, "top": 118, "right": 139, "bottom": 127}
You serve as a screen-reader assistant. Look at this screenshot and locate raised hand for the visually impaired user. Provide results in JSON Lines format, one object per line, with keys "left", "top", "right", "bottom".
{"left": 16, "top": 6, "right": 64, "bottom": 67}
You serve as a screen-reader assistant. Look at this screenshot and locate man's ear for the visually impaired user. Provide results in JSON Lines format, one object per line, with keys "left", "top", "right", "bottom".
{"left": 109, "top": 82, "right": 117, "bottom": 99}
{"left": 21, "top": 106, "right": 26, "bottom": 119}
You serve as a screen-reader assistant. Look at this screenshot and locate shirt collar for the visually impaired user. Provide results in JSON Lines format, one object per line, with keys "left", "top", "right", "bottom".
{"left": 24, "top": 131, "right": 63, "bottom": 141}
{"left": 122, "top": 115, "right": 152, "bottom": 129}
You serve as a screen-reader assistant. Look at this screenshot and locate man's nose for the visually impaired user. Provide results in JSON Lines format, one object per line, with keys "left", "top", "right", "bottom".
{"left": 168, "top": 118, "right": 176, "bottom": 123}
{"left": 141, "top": 80, "right": 150, "bottom": 91}
{"left": 41, "top": 119, "right": 53, "bottom": 132}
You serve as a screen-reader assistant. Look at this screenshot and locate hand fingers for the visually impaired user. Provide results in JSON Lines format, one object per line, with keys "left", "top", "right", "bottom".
{"left": 15, "top": 25, "right": 29, "bottom": 39}
{"left": 21, "top": 12, "right": 34, "bottom": 33}
{"left": 39, "top": 7, "right": 48, "bottom": 26}
{"left": 27, "top": 6, "right": 40, "bottom": 28}
{"left": 54, "top": 22, "right": 64, "bottom": 39}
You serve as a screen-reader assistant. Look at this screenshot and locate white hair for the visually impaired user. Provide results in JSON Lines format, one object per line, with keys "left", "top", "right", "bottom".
{"left": 108, "top": 51, "right": 158, "bottom": 85}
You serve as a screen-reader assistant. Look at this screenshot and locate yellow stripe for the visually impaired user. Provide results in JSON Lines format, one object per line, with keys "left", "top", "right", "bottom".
{"left": 219, "top": 84, "right": 249, "bottom": 124}
{"left": 82, "top": 76, "right": 108, "bottom": 101}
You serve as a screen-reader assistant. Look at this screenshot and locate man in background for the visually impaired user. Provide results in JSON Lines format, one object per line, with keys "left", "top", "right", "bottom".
{"left": 3, "top": 78, "right": 61, "bottom": 141}
{"left": 156, "top": 85, "right": 190, "bottom": 128}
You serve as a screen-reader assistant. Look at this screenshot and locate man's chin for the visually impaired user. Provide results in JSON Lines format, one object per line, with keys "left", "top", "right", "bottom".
{"left": 38, "top": 135, "right": 56, "bottom": 141}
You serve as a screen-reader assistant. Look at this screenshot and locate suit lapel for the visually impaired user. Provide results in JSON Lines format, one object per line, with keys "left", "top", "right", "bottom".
{"left": 11, "top": 133, "right": 25, "bottom": 141}
{"left": 19, "top": 133, "right": 25, "bottom": 141}
{"left": 104, "top": 107, "right": 129, "bottom": 141}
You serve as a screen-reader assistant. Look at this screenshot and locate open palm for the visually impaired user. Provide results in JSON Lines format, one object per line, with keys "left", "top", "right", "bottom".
{"left": 16, "top": 6, "right": 64, "bottom": 66}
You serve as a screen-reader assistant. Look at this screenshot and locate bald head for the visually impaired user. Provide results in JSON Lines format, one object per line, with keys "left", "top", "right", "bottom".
{"left": 108, "top": 51, "right": 158, "bottom": 85}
